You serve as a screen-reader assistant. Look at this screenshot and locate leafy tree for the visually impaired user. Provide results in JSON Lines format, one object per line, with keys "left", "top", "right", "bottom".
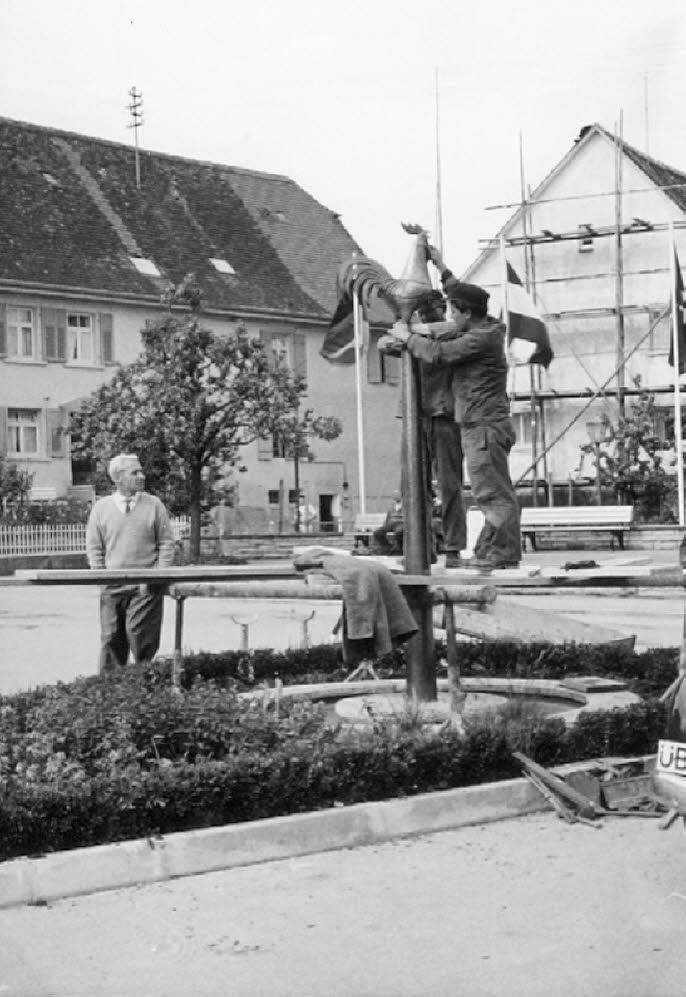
{"left": 70, "top": 313, "right": 314, "bottom": 557}
{"left": 0, "top": 455, "right": 33, "bottom": 519}
{"left": 578, "top": 380, "right": 679, "bottom": 522}
{"left": 275, "top": 410, "right": 342, "bottom": 531}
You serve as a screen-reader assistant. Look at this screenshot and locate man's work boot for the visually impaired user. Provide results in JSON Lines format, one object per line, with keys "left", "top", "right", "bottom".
{"left": 444, "top": 551, "right": 464, "bottom": 569}
{"left": 469, "top": 556, "right": 520, "bottom": 571}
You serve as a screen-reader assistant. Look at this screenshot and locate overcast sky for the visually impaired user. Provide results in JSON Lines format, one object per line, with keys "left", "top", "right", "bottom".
{"left": 2, "top": 0, "right": 685, "bottom": 279}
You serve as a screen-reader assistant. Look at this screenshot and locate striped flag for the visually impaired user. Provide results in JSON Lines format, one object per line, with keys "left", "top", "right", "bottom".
{"left": 506, "top": 262, "right": 553, "bottom": 368}
{"left": 668, "top": 245, "right": 686, "bottom": 374}
{"left": 320, "top": 295, "right": 358, "bottom": 364}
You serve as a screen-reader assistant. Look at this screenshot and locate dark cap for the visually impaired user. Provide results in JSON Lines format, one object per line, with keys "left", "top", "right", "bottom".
{"left": 443, "top": 275, "right": 489, "bottom": 311}
{"left": 413, "top": 289, "right": 446, "bottom": 323}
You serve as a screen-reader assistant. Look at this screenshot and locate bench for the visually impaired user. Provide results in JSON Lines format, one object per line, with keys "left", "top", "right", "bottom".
{"left": 520, "top": 505, "right": 634, "bottom": 552}
{"left": 30, "top": 486, "right": 58, "bottom": 502}
{"left": 352, "top": 513, "right": 388, "bottom": 548}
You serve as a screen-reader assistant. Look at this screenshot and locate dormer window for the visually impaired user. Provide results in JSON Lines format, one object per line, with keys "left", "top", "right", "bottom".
{"left": 130, "top": 256, "right": 161, "bottom": 277}
{"left": 578, "top": 224, "right": 595, "bottom": 254}
{"left": 209, "top": 258, "right": 236, "bottom": 275}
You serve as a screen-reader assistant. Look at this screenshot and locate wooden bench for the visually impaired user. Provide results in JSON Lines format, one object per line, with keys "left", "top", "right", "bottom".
{"left": 30, "top": 486, "right": 58, "bottom": 502}
{"left": 520, "top": 505, "right": 634, "bottom": 552}
{"left": 352, "top": 513, "right": 388, "bottom": 548}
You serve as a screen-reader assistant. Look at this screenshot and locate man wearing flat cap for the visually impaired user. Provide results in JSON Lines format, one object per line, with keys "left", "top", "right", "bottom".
{"left": 391, "top": 247, "right": 521, "bottom": 570}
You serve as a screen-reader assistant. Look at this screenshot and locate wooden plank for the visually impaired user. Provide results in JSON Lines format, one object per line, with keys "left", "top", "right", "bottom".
{"left": 434, "top": 598, "right": 634, "bottom": 647}
{"left": 513, "top": 752, "right": 600, "bottom": 819}
{"left": 169, "top": 580, "right": 496, "bottom": 605}
{"left": 14, "top": 565, "right": 301, "bottom": 585}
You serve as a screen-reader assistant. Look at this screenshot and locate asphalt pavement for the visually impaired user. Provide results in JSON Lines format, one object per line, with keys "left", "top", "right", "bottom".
{"left": 2, "top": 812, "right": 686, "bottom": 996}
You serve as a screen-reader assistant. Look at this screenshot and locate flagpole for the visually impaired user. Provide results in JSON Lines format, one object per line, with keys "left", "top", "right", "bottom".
{"left": 434, "top": 67, "right": 444, "bottom": 258}
{"left": 351, "top": 257, "right": 367, "bottom": 515}
{"left": 670, "top": 223, "right": 685, "bottom": 527}
{"left": 519, "top": 131, "right": 539, "bottom": 505}
{"left": 500, "top": 233, "right": 513, "bottom": 397}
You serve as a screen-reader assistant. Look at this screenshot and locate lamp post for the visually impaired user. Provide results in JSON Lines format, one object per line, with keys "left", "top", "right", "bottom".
{"left": 586, "top": 419, "right": 603, "bottom": 506}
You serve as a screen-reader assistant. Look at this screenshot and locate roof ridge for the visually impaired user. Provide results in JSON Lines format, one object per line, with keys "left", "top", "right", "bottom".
{"left": 0, "top": 114, "right": 292, "bottom": 183}
{"left": 593, "top": 122, "right": 686, "bottom": 180}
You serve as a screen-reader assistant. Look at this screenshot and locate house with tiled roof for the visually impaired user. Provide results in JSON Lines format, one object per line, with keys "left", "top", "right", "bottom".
{"left": 0, "top": 117, "right": 400, "bottom": 526}
{"left": 462, "top": 122, "right": 686, "bottom": 492}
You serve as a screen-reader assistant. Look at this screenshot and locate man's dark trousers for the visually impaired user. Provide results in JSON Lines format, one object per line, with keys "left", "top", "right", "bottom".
{"left": 99, "top": 585, "right": 165, "bottom": 672}
{"left": 462, "top": 417, "right": 521, "bottom": 564}
{"left": 428, "top": 415, "right": 466, "bottom": 553}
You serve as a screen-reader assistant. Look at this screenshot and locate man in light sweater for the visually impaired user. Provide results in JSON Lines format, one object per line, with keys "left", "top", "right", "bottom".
{"left": 86, "top": 453, "right": 175, "bottom": 672}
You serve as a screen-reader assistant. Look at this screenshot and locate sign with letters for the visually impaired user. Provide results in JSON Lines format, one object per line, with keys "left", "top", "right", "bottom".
{"left": 656, "top": 740, "right": 686, "bottom": 777}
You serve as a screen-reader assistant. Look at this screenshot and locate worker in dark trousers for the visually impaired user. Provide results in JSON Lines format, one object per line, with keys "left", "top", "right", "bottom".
{"left": 412, "top": 290, "right": 466, "bottom": 567}
{"left": 390, "top": 253, "right": 521, "bottom": 570}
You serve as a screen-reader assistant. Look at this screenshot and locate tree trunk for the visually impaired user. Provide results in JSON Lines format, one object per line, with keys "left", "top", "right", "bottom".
{"left": 189, "top": 464, "right": 203, "bottom": 562}
{"left": 294, "top": 453, "right": 301, "bottom": 533}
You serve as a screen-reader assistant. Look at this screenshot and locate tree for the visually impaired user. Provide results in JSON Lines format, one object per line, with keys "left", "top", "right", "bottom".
{"left": 276, "top": 410, "right": 342, "bottom": 532}
{"left": 0, "top": 456, "right": 33, "bottom": 519}
{"left": 577, "top": 379, "right": 679, "bottom": 522}
{"left": 70, "top": 313, "right": 310, "bottom": 558}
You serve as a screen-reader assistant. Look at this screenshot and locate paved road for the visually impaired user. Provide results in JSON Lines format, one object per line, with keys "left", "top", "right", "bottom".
{"left": 1, "top": 549, "right": 682, "bottom": 696}
{"left": 2, "top": 812, "right": 686, "bottom": 996}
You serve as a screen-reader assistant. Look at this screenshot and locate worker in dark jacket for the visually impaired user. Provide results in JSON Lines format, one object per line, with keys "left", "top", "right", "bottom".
{"left": 391, "top": 252, "right": 521, "bottom": 569}
{"left": 413, "top": 290, "right": 466, "bottom": 568}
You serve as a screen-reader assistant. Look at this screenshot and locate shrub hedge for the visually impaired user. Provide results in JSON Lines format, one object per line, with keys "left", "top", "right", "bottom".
{"left": 0, "top": 639, "right": 675, "bottom": 862}
{"left": 164, "top": 639, "right": 678, "bottom": 700}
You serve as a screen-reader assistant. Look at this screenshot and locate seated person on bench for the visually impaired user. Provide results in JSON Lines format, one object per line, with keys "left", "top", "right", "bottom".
{"left": 370, "top": 495, "right": 403, "bottom": 555}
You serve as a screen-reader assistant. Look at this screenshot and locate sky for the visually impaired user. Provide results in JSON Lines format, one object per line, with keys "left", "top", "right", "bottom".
{"left": 2, "top": 0, "right": 686, "bottom": 278}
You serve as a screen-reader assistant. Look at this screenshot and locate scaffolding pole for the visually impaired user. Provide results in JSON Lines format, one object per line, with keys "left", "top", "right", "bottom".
{"left": 518, "top": 133, "right": 540, "bottom": 504}
{"left": 670, "top": 223, "right": 685, "bottom": 527}
{"left": 515, "top": 306, "right": 669, "bottom": 485}
{"left": 614, "top": 114, "right": 626, "bottom": 418}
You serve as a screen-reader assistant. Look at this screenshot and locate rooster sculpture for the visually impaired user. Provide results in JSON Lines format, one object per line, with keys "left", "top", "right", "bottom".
{"left": 329, "top": 222, "right": 434, "bottom": 331}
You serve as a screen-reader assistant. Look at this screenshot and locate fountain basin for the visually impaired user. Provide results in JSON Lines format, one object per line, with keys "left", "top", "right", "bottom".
{"left": 239, "top": 676, "right": 640, "bottom": 728}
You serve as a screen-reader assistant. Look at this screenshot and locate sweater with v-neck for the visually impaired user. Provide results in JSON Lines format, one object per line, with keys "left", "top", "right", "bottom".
{"left": 86, "top": 492, "right": 175, "bottom": 570}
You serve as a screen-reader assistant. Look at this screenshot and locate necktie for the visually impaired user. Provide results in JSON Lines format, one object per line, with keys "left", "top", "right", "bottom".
{"left": 125, "top": 500, "right": 131, "bottom": 514}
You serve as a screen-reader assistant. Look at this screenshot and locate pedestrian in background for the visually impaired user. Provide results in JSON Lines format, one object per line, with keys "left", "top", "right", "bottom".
{"left": 86, "top": 453, "right": 175, "bottom": 672}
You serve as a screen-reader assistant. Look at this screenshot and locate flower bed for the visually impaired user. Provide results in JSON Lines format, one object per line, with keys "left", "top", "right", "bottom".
{"left": 0, "top": 640, "right": 672, "bottom": 862}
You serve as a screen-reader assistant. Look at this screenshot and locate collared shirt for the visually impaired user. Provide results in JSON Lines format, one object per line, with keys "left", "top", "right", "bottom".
{"left": 112, "top": 491, "right": 140, "bottom": 514}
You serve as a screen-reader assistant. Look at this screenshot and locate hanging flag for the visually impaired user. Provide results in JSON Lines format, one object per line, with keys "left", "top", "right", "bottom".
{"left": 505, "top": 262, "right": 553, "bottom": 368}
{"left": 320, "top": 294, "right": 358, "bottom": 364}
{"left": 668, "top": 245, "right": 686, "bottom": 374}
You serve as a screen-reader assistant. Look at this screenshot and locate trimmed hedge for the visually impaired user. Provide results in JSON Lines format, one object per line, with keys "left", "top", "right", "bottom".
{"left": 163, "top": 640, "right": 678, "bottom": 700}
{"left": 0, "top": 640, "right": 675, "bottom": 862}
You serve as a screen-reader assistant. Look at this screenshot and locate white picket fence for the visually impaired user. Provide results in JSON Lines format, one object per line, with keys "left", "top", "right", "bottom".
{"left": 0, "top": 517, "right": 191, "bottom": 556}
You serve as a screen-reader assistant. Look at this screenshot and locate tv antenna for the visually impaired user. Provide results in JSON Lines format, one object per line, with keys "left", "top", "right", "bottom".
{"left": 127, "top": 86, "right": 144, "bottom": 189}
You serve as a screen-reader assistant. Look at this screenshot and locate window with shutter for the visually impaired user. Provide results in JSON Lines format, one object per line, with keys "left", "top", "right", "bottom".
{"left": 293, "top": 331, "right": 307, "bottom": 380}
{"left": 0, "top": 304, "right": 6, "bottom": 357}
{"left": 41, "top": 308, "right": 67, "bottom": 362}
{"left": 99, "top": 313, "right": 114, "bottom": 363}
{"left": 367, "top": 330, "right": 382, "bottom": 384}
{"left": 7, "top": 408, "right": 40, "bottom": 454}
{"left": 6, "top": 307, "right": 37, "bottom": 360}
{"left": 48, "top": 409, "right": 65, "bottom": 455}
{"left": 66, "top": 312, "right": 94, "bottom": 363}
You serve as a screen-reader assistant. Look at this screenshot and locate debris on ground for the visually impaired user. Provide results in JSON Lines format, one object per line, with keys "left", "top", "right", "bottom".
{"left": 514, "top": 752, "right": 681, "bottom": 829}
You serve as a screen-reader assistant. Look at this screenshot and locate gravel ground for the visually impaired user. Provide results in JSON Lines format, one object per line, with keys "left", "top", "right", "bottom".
{"left": 2, "top": 812, "right": 686, "bottom": 996}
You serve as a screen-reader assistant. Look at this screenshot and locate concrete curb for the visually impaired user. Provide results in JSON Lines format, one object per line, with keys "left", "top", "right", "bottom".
{"left": 0, "top": 757, "right": 648, "bottom": 911}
